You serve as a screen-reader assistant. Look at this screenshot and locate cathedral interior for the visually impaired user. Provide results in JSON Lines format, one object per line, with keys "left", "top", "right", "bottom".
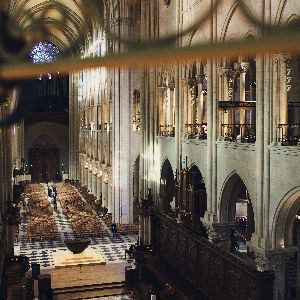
{"left": 0, "top": 0, "right": 300, "bottom": 299}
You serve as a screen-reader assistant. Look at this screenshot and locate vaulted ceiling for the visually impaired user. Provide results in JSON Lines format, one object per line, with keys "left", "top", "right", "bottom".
{"left": 7, "top": 0, "right": 105, "bottom": 50}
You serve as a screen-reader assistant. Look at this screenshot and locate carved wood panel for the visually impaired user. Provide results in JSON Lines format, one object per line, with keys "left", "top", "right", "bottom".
{"left": 152, "top": 213, "right": 274, "bottom": 300}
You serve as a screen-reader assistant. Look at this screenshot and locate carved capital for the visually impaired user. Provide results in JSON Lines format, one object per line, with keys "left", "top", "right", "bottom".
{"left": 202, "top": 220, "right": 237, "bottom": 250}
{"left": 195, "top": 74, "right": 206, "bottom": 83}
{"left": 280, "top": 54, "right": 292, "bottom": 64}
{"left": 217, "top": 67, "right": 234, "bottom": 78}
{"left": 240, "top": 61, "right": 251, "bottom": 73}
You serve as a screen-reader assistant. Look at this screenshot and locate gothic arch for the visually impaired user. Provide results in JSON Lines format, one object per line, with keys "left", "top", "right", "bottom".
{"left": 186, "top": 26, "right": 207, "bottom": 47}
{"left": 188, "top": 164, "right": 207, "bottom": 219}
{"left": 159, "top": 158, "right": 175, "bottom": 212}
{"left": 275, "top": 0, "right": 288, "bottom": 25}
{"left": 220, "top": 1, "right": 253, "bottom": 41}
{"left": 219, "top": 171, "right": 255, "bottom": 240}
{"left": 272, "top": 187, "right": 300, "bottom": 249}
{"left": 286, "top": 14, "right": 300, "bottom": 25}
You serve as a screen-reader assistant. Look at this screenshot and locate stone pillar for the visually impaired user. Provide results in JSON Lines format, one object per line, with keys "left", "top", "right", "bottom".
{"left": 169, "top": 85, "right": 175, "bottom": 129}
{"left": 255, "top": 249, "right": 296, "bottom": 300}
{"left": 212, "top": 58, "right": 218, "bottom": 216}
{"left": 108, "top": 174, "right": 112, "bottom": 213}
{"left": 96, "top": 173, "right": 102, "bottom": 201}
{"left": 279, "top": 55, "right": 290, "bottom": 138}
{"left": 92, "top": 172, "right": 97, "bottom": 196}
{"left": 111, "top": 12, "right": 133, "bottom": 225}
{"left": 240, "top": 62, "right": 250, "bottom": 135}
{"left": 102, "top": 173, "right": 108, "bottom": 208}
{"left": 196, "top": 75, "right": 204, "bottom": 126}
{"left": 221, "top": 67, "right": 234, "bottom": 136}
{"left": 182, "top": 80, "right": 189, "bottom": 135}
{"left": 87, "top": 169, "right": 91, "bottom": 191}
{"left": 255, "top": 55, "right": 264, "bottom": 241}
{"left": 205, "top": 61, "right": 213, "bottom": 219}
{"left": 69, "top": 73, "right": 80, "bottom": 180}
{"left": 263, "top": 54, "right": 271, "bottom": 248}
{"left": 272, "top": 57, "right": 280, "bottom": 143}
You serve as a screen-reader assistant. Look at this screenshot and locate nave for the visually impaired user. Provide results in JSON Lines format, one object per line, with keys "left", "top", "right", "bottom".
{"left": 15, "top": 182, "right": 137, "bottom": 269}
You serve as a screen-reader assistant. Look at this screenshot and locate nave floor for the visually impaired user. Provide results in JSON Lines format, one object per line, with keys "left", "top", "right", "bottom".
{"left": 14, "top": 192, "right": 137, "bottom": 270}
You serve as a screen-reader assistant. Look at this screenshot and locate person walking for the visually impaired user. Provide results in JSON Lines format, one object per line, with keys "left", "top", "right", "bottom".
{"left": 53, "top": 194, "right": 57, "bottom": 211}
{"left": 111, "top": 221, "right": 117, "bottom": 239}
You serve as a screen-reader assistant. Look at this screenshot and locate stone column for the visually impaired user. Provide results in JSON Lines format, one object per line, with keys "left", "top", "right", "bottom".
{"left": 205, "top": 61, "right": 213, "bottom": 219}
{"left": 272, "top": 57, "right": 280, "bottom": 143}
{"left": 240, "top": 62, "right": 250, "bottom": 136}
{"left": 108, "top": 174, "right": 112, "bottom": 213}
{"left": 84, "top": 167, "right": 88, "bottom": 187}
{"left": 212, "top": 58, "right": 218, "bottom": 216}
{"left": 255, "top": 249, "right": 296, "bottom": 300}
{"left": 221, "top": 67, "right": 234, "bottom": 136}
{"left": 92, "top": 172, "right": 97, "bottom": 196}
{"left": 182, "top": 80, "right": 189, "bottom": 136}
{"left": 111, "top": 12, "right": 133, "bottom": 225}
{"left": 169, "top": 85, "right": 175, "bottom": 129}
{"left": 255, "top": 55, "right": 264, "bottom": 241}
{"left": 263, "top": 54, "right": 271, "bottom": 248}
{"left": 96, "top": 172, "right": 102, "bottom": 201}
{"left": 196, "top": 75, "right": 204, "bottom": 126}
{"left": 102, "top": 173, "right": 108, "bottom": 208}
{"left": 279, "top": 55, "right": 290, "bottom": 137}
{"left": 88, "top": 170, "right": 93, "bottom": 192}
{"left": 69, "top": 73, "right": 80, "bottom": 180}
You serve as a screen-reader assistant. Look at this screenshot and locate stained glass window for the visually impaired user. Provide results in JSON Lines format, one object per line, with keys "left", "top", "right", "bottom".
{"left": 29, "top": 42, "right": 60, "bottom": 64}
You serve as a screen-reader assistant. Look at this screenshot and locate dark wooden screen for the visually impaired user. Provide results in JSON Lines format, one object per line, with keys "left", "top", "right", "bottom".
{"left": 29, "top": 147, "right": 60, "bottom": 182}
{"left": 152, "top": 213, "right": 274, "bottom": 300}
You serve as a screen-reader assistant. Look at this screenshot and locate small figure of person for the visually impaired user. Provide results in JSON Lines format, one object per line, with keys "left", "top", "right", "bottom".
{"left": 24, "top": 195, "right": 29, "bottom": 213}
{"left": 125, "top": 244, "right": 135, "bottom": 259}
{"left": 230, "top": 229, "right": 239, "bottom": 252}
{"left": 111, "top": 221, "right": 117, "bottom": 239}
{"left": 53, "top": 194, "right": 57, "bottom": 211}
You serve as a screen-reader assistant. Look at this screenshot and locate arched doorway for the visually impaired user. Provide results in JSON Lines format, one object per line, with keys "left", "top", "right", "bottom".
{"left": 175, "top": 163, "right": 207, "bottom": 236}
{"left": 273, "top": 189, "right": 300, "bottom": 300}
{"left": 159, "top": 159, "right": 175, "bottom": 214}
{"left": 220, "top": 173, "right": 255, "bottom": 251}
{"left": 188, "top": 165, "right": 207, "bottom": 226}
{"left": 29, "top": 135, "right": 60, "bottom": 182}
{"left": 132, "top": 155, "right": 140, "bottom": 224}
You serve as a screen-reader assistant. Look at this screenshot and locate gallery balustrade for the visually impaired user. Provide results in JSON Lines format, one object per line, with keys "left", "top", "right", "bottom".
{"left": 277, "top": 123, "right": 300, "bottom": 146}
{"left": 159, "top": 125, "right": 175, "bottom": 137}
{"left": 185, "top": 123, "right": 207, "bottom": 140}
{"left": 221, "top": 124, "right": 256, "bottom": 143}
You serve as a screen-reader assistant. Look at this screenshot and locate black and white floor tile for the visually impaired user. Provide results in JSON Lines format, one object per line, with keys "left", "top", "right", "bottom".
{"left": 15, "top": 184, "right": 138, "bottom": 269}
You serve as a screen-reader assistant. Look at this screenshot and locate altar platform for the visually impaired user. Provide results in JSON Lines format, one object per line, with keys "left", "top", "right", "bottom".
{"left": 51, "top": 249, "right": 128, "bottom": 300}
{"left": 53, "top": 248, "right": 106, "bottom": 268}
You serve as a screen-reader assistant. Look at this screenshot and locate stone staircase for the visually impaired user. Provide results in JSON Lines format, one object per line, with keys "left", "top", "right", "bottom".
{"left": 52, "top": 281, "right": 128, "bottom": 300}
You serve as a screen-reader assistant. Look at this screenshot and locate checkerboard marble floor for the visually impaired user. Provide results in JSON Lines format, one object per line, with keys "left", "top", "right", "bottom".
{"left": 15, "top": 185, "right": 138, "bottom": 269}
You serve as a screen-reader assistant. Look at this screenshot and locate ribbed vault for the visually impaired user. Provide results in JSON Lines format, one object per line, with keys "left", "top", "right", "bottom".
{"left": 7, "top": 0, "right": 105, "bottom": 50}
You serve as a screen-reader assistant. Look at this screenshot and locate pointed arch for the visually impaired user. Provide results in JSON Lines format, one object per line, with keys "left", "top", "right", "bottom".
{"left": 159, "top": 158, "right": 175, "bottom": 212}
{"left": 220, "top": 1, "right": 253, "bottom": 41}
{"left": 219, "top": 171, "right": 255, "bottom": 241}
{"left": 272, "top": 187, "right": 300, "bottom": 249}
